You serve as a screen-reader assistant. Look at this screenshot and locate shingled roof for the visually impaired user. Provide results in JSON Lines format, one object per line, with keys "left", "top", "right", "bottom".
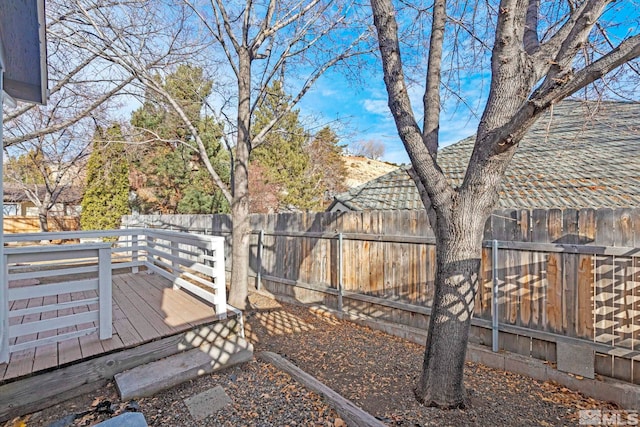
{"left": 329, "top": 100, "right": 640, "bottom": 211}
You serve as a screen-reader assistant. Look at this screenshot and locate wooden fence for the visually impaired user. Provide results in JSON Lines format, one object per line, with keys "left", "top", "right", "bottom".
{"left": 4, "top": 216, "right": 80, "bottom": 234}
{"left": 122, "top": 208, "right": 640, "bottom": 384}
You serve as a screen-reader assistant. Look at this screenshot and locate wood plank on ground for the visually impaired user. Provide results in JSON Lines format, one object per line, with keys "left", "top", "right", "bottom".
{"left": 0, "top": 318, "right": 237, "bottom": 422}
{"left": 258, "top": 351, "right": 386, "bottom": 427}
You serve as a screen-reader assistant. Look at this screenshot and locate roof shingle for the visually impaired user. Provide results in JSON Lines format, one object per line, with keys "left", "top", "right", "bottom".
{"left": 331, "top": 100, "right": 640, "bottom": 211}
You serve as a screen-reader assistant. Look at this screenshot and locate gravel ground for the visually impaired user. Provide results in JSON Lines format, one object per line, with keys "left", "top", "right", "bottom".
{"left": 5, "top": 291, "right": 620, "bottom": 426}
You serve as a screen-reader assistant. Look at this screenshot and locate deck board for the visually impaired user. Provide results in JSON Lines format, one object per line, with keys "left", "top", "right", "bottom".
{"left": 112, "top": 277, "right": 166, "bottom": 340}
{"left": 56, "top": 292, "right": 82, "bottom": 366}
{"left": 4, "top": 296, "right": 43, "bottom": 379}
{"left": 128, "top": 273, "right": 217, "bottom": 328}
{"left": 114, "top": 275, "right": 180, "bottom": 336}
{"left": 73, "top": 290, "right": 103, "bottom": 359}
{"left": 112, "top": 304, "right": 143, "bottom": 347}
{"left": 0, "top": 271, "right": 223, "bottom": 383}
{"left": 31, "top": 294, "right": 58, "bottom": 372}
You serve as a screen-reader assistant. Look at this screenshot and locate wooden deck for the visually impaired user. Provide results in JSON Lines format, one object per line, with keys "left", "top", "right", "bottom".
{"left": 1, "top": 271, "right": 226, "bottom": 383}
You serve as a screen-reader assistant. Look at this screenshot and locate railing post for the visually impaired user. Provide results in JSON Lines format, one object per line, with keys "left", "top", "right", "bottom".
{"left": 256, "top": 229, "right": 264, "bottom": 290}
{"left": 492, "top": 239, "right": 499, "bottom": 352}
{"left": 131, "top": 234, "right": 139, "bottom": 274}
{"left": 211, "top": 236, "right": 227, "bottom": 318}
{"left": 0, "top": 66, "right": 7, "bottom": 363}
{"left": 145, "top": 233, "right": 154, "bottom": 275}
{"left": 171, "top": 240, "right": 179, "bottom": 290}
{"left": 98, "top": 246, "right": 113, "bottom": 340}
{"left": 337, "top": 232, "right": 343, "bottom": 313}
{"left": 0, "top": 253, "right": 9, "bottom": 363}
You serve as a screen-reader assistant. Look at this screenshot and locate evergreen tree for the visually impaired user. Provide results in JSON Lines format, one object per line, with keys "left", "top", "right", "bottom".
{"left": 251, "top": 81, "right": 322, "bottom": 211}
{"left": 80, "top": 125, "right": 130, "bottom": 231}
{"left": 130, "top": 65, "right": 230, "bottom": 214}
{"left": 306, "top": 126, "right": 347, "bottom": 205}
{"left": 4, "top": 148, "right": 48, "bottom": 186}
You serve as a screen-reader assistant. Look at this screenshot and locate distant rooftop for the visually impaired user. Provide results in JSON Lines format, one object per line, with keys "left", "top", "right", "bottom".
{"left": 3, "top": 185, "right": 83, "bottom": 204}
{"left": 330, "top": 100, "right": 640, "bottom": 211}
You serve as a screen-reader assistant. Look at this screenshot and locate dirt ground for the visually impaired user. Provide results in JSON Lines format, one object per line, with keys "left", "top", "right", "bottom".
{"left": 5, "top": 292, "right": 620, "bottom": 426}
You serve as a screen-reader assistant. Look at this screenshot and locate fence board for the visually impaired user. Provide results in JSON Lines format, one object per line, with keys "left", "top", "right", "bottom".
{"left": 124, "top": 208, "right": 640, "bottom": 382}
{"left": 595, "top": 209, "right": 616, "bottom": 345}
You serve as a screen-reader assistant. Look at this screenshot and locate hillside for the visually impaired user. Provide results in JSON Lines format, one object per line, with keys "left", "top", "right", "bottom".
{"left": 343, "top": 156, "right": 398, "bottom": 188}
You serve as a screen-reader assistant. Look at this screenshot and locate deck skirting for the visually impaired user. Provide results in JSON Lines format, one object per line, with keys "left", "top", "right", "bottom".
{"left": 0, "top": 315, "right": 242, "bottom": 422}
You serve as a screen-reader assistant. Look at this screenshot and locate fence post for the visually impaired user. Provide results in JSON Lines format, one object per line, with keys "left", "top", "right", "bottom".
{"left": 98, "top": 246, "right": 113, "bottom": 340}
{"left": 337, "top": 233, "right": 343, "bottom": 313}
{"left": 492, "top": 239, "right": 499, "bottom": 352}
{"left": 0, "top": 253, "right": 9, "bottom": 363}
{"left": 256, "top": 229, "right": 264, "bottom": 290}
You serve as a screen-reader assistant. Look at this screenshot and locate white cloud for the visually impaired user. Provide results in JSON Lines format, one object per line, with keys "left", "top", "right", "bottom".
{"left": 321, "top": 88, "right": 338, "bottom": 97}
{"left": 362, "top": 99, "right": 390, "bottom": 116}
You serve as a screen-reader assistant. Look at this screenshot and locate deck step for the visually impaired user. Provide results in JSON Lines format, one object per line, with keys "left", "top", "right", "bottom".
{"left": 114, "top": 334, "right": 253, "bottom": 400}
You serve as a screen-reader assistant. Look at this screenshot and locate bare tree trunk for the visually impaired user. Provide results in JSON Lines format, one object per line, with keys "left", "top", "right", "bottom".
{"left": 229, "top": 50, "right": 252, "bottom": 310}
{"left": 414, "top": 199, "right": 488, "bottom": 408}
{"left": 38, "top": 211, "right": 49, "bottom": 233}
{"left": 370, "top": 0, "right": 640, "bottom": 411}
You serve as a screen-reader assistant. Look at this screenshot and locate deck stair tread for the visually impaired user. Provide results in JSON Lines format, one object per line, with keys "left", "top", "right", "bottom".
{"left": 114, "top": 334, "right": 253, "bottom": 400}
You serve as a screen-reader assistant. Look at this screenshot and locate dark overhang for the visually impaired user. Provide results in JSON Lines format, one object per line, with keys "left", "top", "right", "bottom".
{"left": 0, "top": 0, "right": 48, "bottom": 105}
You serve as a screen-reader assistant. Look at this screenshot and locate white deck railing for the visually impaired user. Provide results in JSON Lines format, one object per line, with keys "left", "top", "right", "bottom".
{"left": 0, "top": 228, "right": 226, "bottom": 363}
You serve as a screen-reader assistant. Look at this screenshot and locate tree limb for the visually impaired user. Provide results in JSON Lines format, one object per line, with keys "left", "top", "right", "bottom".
{"left": 423, "top": 0, "right": 446, "bottom": 158}
{"left": 184, "top": 0, "right": 240, "bottom": 77}
{"left": 3, "top": 76, "right": 134, "bottom": 147}
{"left": 369, "top": 0, "right": 454, "bottom": 210}
{"left": 533, "top": 0, "right": 609, "bottom": 81}
{"left": 523, "top": 0, "right": 540, "bottom": 54}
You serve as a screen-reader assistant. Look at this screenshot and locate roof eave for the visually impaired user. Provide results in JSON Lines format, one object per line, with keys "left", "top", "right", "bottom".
{"left": 0, "top": 0, "right": 48, "bottom": 105}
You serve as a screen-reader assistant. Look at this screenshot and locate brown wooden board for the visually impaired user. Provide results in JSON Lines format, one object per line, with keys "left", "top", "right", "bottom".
{"left": 548, "top": 209, "right": 563, "bottom": 243}
{"left": 518, "top": 210, "right": 532, "bottom": 328}
{"left": 576, "top": 254, "right": 595, "bottom": 340}
{"left": 546, "top": 252, "right": 563, "bottom": 334}
{"left": 595, "top": 209, "right": 616, "bottom": 345}
{"left": 531, "top": 209, "right": 550, "bottom": 331}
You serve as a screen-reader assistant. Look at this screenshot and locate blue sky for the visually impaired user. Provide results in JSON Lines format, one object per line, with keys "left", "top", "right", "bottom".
{"left": 297, "top": 69, "right": 486, "bottom": 165}
{"left": 293, "top": 1, "right": 640, "bottom": 166}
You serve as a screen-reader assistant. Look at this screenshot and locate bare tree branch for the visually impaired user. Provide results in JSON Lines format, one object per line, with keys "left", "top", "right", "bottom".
{"left": 369, "top": 0, "right": 454, "bottom": 210}
{"left": 4, "top": 76, "right": 134, "bottom": 147}
{"left": 523, "top": 0, "right": 540, "bottom": 54}
{"left": 423, "top": 0, "right": 446, "bottom": 158}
